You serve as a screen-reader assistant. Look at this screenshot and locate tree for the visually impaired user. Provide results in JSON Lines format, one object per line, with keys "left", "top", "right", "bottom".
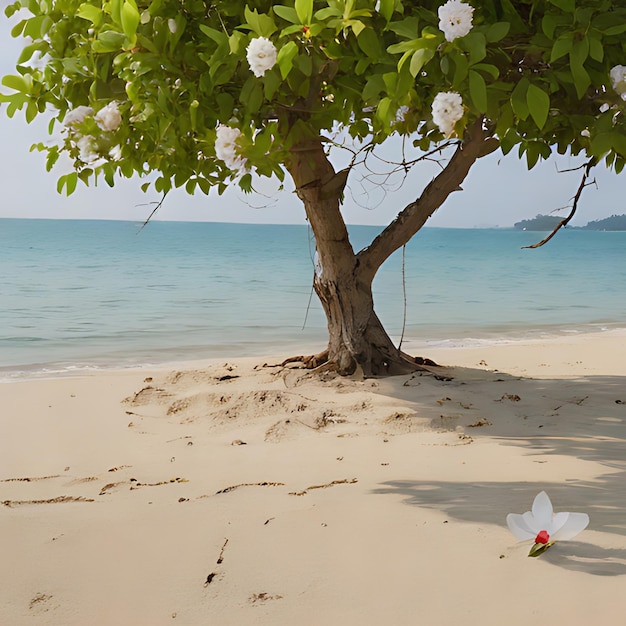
{"left": 2, "top": 0, "right": 626, "bottom": 376}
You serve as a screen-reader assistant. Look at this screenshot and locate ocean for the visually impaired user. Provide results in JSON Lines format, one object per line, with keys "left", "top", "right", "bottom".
{"left": 1, "top": 218, "right": 625, "bottom": 379}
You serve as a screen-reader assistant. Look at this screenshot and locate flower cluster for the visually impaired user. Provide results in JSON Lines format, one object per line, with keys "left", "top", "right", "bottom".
{"left": 63, "top": 102, "right": 122, "bottom": 164}
{"left": 610, "top": 65, "right": 626, "bottom": 99}
{"left": 214, "top": 125, "right": 247, "bottom": 173}
{"left": 94, "top": 102, "right": 122, "bottom": 131}
{"left": 431, "top": 91, "right": 464, "bottom": 137}
{"left": 438, "top": 0, "right": 474, "bottom": 42}
{"left": 63, "top": 105, "right": 94, "bottom": 127}
{"left": 246, "top": 37, "right": 277, "bottom": 78}
{"left": 507, "top": 491, "right": 589, "bottom": 557}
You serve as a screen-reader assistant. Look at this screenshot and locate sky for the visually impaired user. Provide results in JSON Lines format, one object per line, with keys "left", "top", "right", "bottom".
{"left": 1, "top": 10, "right": 624, "bottom": 228}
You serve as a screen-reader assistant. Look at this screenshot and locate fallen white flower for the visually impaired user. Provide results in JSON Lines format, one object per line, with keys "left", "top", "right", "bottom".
{"left": 506, "top": 491, "right": 589, "bottom": 557}
{"left": 94, "top": 101, "right": 122, "bottom": 131}
{"left": 215, "top": 125, "right": 247, "bottom": 172}
{"left": 246, "top": 37, "right": 277, "bottom": 78}
{"left": 438, "top": 0, "right": 474, "bottom": 42}
{"left": 63, "top": 105, "right": 94, "bottom": 127}
{"left": 431, "top": 91, "right": 464, "bottom": 137}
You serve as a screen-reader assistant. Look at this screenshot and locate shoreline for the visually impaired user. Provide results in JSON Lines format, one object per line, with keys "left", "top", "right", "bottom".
{"left": 3, "top": 325, "right": 625, "bottom": 382}
{"left": 2, "top": 333, "right": 626, "bottom": 624}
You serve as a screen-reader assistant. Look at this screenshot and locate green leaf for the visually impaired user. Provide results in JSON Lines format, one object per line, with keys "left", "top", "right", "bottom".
{"left": 239, "top": 77, "right": 263, "bottom": 113}
{"left": 569, "top": 39, "right": 591, "bottom": 99}
{"left": 549, "top": 0, "right": 574, "bottom": 13}
{"left": 77, "top": 3, "right": 103, "bottom": 25}
{"left": 294, "top": 0, "right": 313, "bottom": 25}
{"left": 273, "top": 5, "right": 299, "bottom": 24}
{"left": 376, "top": 96, "right": 392, "bottom": 125}
{"left": 388, "top": 17, "right": 419, "bottom": 40}
{"left": 511, "top": 78, "right": 529, "bottom": 120}
{"left": 25, "top": 100, "right": 38, "bottom": 123}
{"left": 485, "top": 22, "right": 510, "bottom": 43}
{"left": 243, "top": 6, "right": 276, "bottom": 37}
{"left": 199, "top": 24, "right": 228, "bottom": 45}
{"left": 469, "top": 70, "right": 488, "bottom": 112}
{"left": 451, "top": 52, "right": 469, "bottom": 87}
{"left": 92, "top": 30, "right": 126, "bottom": 53}
{"left": 378, "top": 0, "right": 395, "bottom": 22}
{"left": 121, "top": 0, "right": 140, "bottom": 40}
{"left": 460, "top": 32, "right": 486, "bottom": 65}
{"left": 357, "top": 28, "right": 382, "bottom": 59}
{"left": 57, "top": 172, "right": 78, "bottom": 196}
{"left": 528, "top": 541, "right": 554, "bottom": 557}
{"left": 276, "top": 40, "right": 298, "bottom": 79}
{"left": 602, "top": 23, "right": 626, "bottom": 36}
{"left": 1, "top": 74, "right": 33, "bottom": 94}
{"left": 471, "top": 63, "right": 499, "bottom": 79}
{"left": 550, "top": 33, "right": 573, "bottom": 62}
{"left": 588, "top": 36, "right": 603, "bottom": 63}
{"left": 590, "top": 132, "right": 615, "bottom": 158}
{"left": 409, "top": 48, "right": 434, "bottom": 78}
{"left": 526, "top": 83, "right": 550, "bottom": 129}
{"left": 570, "top": 36, "right": 589, "bottom": 68}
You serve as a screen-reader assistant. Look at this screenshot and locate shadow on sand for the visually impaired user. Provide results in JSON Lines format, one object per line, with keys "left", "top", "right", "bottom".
{"left": 374, "top": 368, "right": 626, "bottom": 575}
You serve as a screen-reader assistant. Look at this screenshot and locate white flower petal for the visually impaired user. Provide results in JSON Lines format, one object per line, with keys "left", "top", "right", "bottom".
{"left": 552, "top": 512, "right": 589, "bottom": 541}
{"left": 506, "top": 513, "right": 537, "bottom": 541}
{"left": 94, "top": 102, "right": 122, "bottom": 131}
{"left": 549, "top": 511, "right": 570, "bottom": 536}
{"left": 63, "top": 105, "right": 94, "bottom": 127}
{"left": 531, "top": 491, "right": 554, "bottom": 528}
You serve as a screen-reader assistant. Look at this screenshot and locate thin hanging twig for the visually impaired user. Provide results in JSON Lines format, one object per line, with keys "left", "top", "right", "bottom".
{"left": 398, "top": 244, "right": 408, "bottom": 352}
{"left": 523, "top": 159, "right": 596, "bottom": 249}
{"left": 136, "top": 193, "right": 168, "bottom": 232}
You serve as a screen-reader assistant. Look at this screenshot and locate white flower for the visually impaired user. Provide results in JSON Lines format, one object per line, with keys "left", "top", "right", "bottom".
{"left": 580, "top": 129, "right": 590, "bottom": 138}
{"left": 599, "top": 102, "right": 610, "bottom": 113}
{"left": 63, "top": 105, "right": 94, "bottom": 127}
{"left": 76, "top": 134, "right": 99, "bottom": 162}
{"left": 438, "top": 0, "right": 474, "bottom": 42}
{"left": 168, "top": 18, "right": 177, "bottom": 34}
{"left": 109, "top": 144, "right": 122, "bottom": 161}
{"left": 395, "top": 105, "right": 410, "bottom": 123}
{"left": 246, "top": 37, "right": 277, "bottom": 78}
{"left": 507, "top": 491, "right": 589, "bottom": 557}
{"left": 215, "top": 125, "right": 247, "bottom": 172}
{"left": 94, "top": 102, "right": 122, "bottom": 131}
{"left": 610, "top": 64, "right": 626, "bottom": 96}
{"left": 431, "top": 91, "right": 464, "bottom": 137}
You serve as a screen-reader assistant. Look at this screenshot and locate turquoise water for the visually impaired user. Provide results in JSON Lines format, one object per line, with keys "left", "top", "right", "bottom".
{"left": 1, "top": 218, "right": 625, "bottom": 378}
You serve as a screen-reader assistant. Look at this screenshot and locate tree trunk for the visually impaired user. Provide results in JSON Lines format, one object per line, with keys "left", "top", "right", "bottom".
{"left": 286, "top": 122, "right": 490, "bottom": 376}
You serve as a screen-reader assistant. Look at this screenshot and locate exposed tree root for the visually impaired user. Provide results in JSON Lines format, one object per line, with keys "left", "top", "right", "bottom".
{"left": 281, "top": 349, "right": 329, "bottom": 369}
{"left": 280, "top": 348, "right": 441, "bottom": 378}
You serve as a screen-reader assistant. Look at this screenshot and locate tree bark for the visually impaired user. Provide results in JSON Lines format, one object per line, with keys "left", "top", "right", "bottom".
{"left": 285, "top": 121, "right": 491, "bottom": 376}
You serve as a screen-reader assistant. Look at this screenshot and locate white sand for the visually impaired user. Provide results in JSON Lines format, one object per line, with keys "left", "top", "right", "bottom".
{"left": 2, "top": 331, "right": 626, "bottom": 624}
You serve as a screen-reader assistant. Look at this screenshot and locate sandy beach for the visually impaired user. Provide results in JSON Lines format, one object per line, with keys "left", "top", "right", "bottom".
{"left": 2, "top": 330, "right": 626, "bottom": 625}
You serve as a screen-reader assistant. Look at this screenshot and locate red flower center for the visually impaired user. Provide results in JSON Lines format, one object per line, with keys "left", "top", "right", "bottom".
{"left": 535, "top": 530, "right": 550, "bottom": 544}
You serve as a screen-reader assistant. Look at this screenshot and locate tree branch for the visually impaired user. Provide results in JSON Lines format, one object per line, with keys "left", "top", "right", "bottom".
{"left": 357, "top": 118, "right": 490, "bottom": 281}
{"left": 522, "top": 159, "right": 596, "bottom": 249}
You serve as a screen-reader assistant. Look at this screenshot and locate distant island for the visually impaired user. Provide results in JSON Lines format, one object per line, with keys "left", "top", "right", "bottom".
{"left": 514, "top": 213, "right": 626, "bottom": 231}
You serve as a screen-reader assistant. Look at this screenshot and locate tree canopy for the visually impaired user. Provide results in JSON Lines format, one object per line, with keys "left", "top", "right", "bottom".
{"left": 3, "top": 0, "right": 626, "bottom": 196}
